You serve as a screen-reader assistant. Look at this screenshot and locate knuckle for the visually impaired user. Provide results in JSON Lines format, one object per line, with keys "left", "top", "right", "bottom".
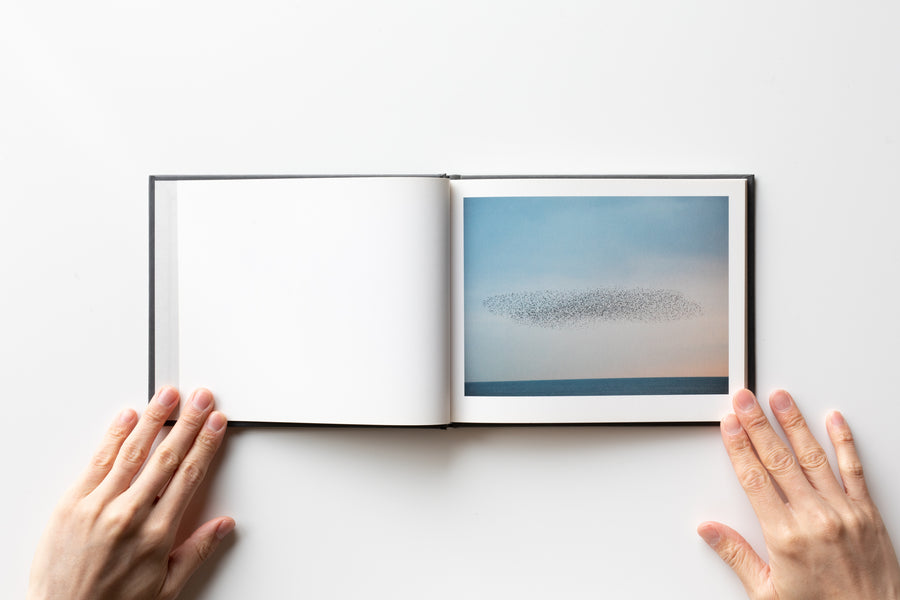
{"left": 812, "top": 509, "right": 847, "bottom": 544}
{"left": 154, "top": 445, "right": 183, "bottom": 474}
{"left": 177, "top": 410, "right": 208, "bottom": 431}
{"left": 843, "top": 509, "right": 870, "bottom": 536}
{"left": 798, "top": 447, "right": 829, "bottom": 471}
{"left": 143, "top": 404, "right": 170, "bottom": 424}
{"left": 195, "top": 536, "right": 217, "bottom": 563}
{"left": 179, "top": 460, "right": 207, "bottom": 487}
{"left": 91, "top": 449, "right": 116, "bottom": 471}
{"left": 58, "top": 494, "right": 91, "bottom": 522}
{"left": 728, "top": 432, "right": 753, "bottom": 454}
{"left": 843, "top": 460, "right": 866, "bottom": 481}
{"left": 119, "top": 443, "right": 148, "bottom": 467}
{"left": 718, "top": 541, "right": 744, "bottom": 569}
{"left": 743, "top": 411, "right": 771, "bottom": 434}
{"left": 777, "top": 532, "right": 805, "bottom": 557}
{"left": 778, "top": 410, "right": 807, "bottom": 434}
{"left": 739, "top": 464, "right": 770, "bottom": 493}
{"left": 820, "top": 517, "right": 845, "bottom": 542}
{"left": 833, "top": 428, "right": 855, "bottom": 445}
{"left": 107, "top": 422, "right": 132, "bottom": 442}
{"left": 103, "top": 504, "right": 139, "bottom": 536}
{"left": 772, "top": 523, "right": 807, "bottom": 556}
{"left": 761, "top": 446, "right": 797, "bottom": 475}
{"left": 143, "top": 521, "right": 172, "bottom": 546}
{"left": 193, "top": 430, "right": 220, "bottom": 454}
{"left": 859, "top": 501, "right": 882, "bottom": 525}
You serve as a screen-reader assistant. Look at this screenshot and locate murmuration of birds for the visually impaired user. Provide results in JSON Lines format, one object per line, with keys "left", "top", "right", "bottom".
{"left": 482, "top": 287, "right": 703, "bottom": 329}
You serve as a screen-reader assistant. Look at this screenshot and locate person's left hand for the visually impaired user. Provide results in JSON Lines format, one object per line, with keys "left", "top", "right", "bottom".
{"left": 27, "top": 387, "right": 234, "bottom": 600}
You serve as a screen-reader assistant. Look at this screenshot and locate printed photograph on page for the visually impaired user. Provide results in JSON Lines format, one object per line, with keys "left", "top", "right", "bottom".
{"left": 463, "top": 195, "right": 728, "bottom": 397}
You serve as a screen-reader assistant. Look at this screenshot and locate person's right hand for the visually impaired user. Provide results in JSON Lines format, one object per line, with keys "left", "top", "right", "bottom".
{"left": 698, "top": 389, "right": 900, "bottom": 599}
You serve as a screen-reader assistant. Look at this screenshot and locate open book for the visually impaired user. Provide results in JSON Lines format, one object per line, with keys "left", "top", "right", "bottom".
{"left": 150, "top": 175, "right": 753, "bottom": 425}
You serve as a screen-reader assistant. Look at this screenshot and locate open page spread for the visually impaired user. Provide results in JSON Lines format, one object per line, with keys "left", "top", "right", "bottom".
{"left": 152, "top": 175, "right": 750, "bottom": 425}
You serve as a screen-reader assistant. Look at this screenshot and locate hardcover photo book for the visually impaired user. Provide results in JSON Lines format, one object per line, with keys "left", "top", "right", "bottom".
{"left": 150, "top": 175, "right": 754, "bottom": 425}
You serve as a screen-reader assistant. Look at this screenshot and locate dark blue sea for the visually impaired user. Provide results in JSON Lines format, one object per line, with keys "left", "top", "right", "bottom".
{"left": 464, "top": 376, "right": 728, "bottom": 396}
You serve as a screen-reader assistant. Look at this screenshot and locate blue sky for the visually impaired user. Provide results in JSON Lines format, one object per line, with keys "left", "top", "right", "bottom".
{"left": 464, "top": 195, "right": 729, "bottom": 383}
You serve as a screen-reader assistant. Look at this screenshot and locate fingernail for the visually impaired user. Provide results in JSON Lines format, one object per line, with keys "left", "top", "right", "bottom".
{"left": 192, "top": 389, "right": 213, "bottom": 411}
{"left": 117, "top": 408, "right": 137, "bottom": 424}
{"left": 723, "top": 413, "right": 742, "bottom": 435}
{"left": 698, "top": 525, "right": 720, "bottom": 547}
{"left": 157, "top": 387, "right": 179, "bottom": 408}
{"left": 771, "top": 390, "right": 792, "bottom": 413}
{"left": 205, "top": 411, "right": 227, "bottom": 433}
{"left": 216, "top": 519, "right": 235, "bottom": 540}
{"left": 829, "top": 411, "right": 846, "bottom": 427}
{"left": 735, "top": 390, "right": 756, "bottom": 413}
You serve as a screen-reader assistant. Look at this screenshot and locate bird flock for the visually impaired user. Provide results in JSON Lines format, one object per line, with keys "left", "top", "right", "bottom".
{"left": 481, "top": 287, "right": 703, "bottom": 329}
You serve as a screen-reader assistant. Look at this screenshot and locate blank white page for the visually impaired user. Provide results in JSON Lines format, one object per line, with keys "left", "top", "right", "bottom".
{"left": 156, "top": 177, "right": 450, "bottom": 425}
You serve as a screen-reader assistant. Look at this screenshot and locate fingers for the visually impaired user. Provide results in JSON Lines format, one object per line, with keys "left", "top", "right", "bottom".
{"left": 76, "top": 408, "right": 139, "bottom": 495}
{"left": 720, "top": 412, "right": 789, "bottom": 525}
{"left": 697, "top": 521, "right": 769, "bottom": 597}
{"left": 826, "top": 411, "right": 870, "bottom": 501}
{"left": 731, "top": 389, "right": 816, "bottom": 506}
{"left": 154, "top": 409, "right": 228, "bottom": 524}
{"left": 766, "top": 389, "right": 844, "bottom": 499}
{"left": 94, "top": 387, "right": 181, "bottom": 499}
{"left": 127, "top": 388, "right": 218, "bottom": 505}
{"left": 161, "top": 516, "right": 235, "bottom": 600}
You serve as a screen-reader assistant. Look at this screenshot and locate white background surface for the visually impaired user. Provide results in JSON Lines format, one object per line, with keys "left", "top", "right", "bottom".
{"left": 2, "top": 1, "right": 899, "bottom": 598}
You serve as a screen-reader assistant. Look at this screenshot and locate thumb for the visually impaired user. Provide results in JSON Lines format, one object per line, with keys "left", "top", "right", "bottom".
{"left": 161, "top": 517, "right": 235, "bottom": 599}
{"left": 697, "top": 521, "right": 771, "bottom": 598}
